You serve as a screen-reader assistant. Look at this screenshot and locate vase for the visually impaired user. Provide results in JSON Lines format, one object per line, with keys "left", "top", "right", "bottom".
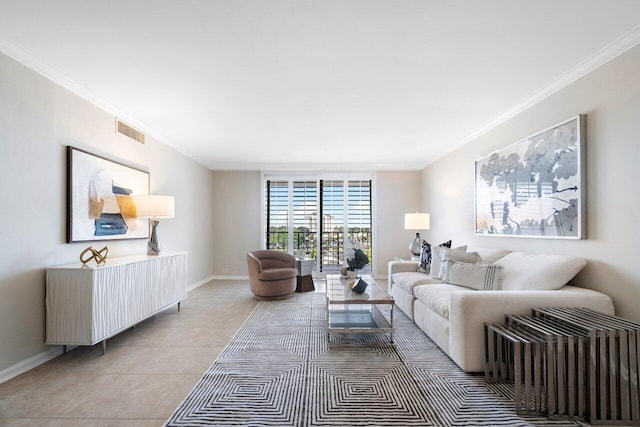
{"left": 346, "top": 270, "right": 357, "bottom": 279}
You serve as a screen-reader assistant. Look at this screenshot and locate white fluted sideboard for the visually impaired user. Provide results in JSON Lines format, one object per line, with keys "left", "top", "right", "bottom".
{"left": 46, "top": 252, "right": 187, "bottom": 352}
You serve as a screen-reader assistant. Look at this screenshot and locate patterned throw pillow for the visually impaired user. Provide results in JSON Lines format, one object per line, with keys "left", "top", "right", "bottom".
{"left": 418, "top": 240, "right": 452, "bottom": 273}
{"left": 441, "top": 261, "right": 504, "bottom": 291}
{"left": 437, "top": 248, "right": 479, "bottom": 280}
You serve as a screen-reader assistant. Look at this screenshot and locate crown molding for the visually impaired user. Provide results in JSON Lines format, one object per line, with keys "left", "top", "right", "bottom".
{"left": 207, "top": 161, "right": 426, "bottom": 172}
{"left": 3, "top": 24, "right": 640, "bottom": 173}
{"left": 448, "top": 24, "right": 640, "bottom": 159}
{"left": 0, "top": 35, "right": 209, "bottom": 169}
{"left": 0, "top": 35, "right": 162, "bottom": 142}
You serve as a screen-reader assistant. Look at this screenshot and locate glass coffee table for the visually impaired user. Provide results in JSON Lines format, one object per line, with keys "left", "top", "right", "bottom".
{"left": 325, "top": 274, "right": 394, "bottom": 348}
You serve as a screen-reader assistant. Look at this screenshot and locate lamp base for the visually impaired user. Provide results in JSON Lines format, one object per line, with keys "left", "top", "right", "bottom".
{"left": 409, "top": 232, "right": 422, "bottom": 256}
{"left": 147, "top": 219, "right": 161, "bottom": 255}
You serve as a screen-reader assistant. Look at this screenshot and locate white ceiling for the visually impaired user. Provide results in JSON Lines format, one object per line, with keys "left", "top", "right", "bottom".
{"left": 1, "top": 1, "right": 640, "bottom": 170}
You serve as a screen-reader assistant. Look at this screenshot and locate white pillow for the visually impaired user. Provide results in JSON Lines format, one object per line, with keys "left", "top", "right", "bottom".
{"left": 437, "top": 248, "right": 479, "bottom": 280}
{"left": 442, "top": 261, "right": 504, "bottom": 290}
{"left": 466, "top": 247, "right": 511, "bottom": 264}
{"left": 430, "top": 245, "right": 466, "bottom": 279}
{"left": 496, "top": 252, "right": 587, "bottom": 291}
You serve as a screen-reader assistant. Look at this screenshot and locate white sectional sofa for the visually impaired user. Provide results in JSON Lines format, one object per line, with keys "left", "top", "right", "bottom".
{"left": 388, "top": 246, "right": 614, "bottom": 373}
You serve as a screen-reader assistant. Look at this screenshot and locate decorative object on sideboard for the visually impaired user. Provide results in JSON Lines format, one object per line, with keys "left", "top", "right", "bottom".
{"left": 404, "top": 212, "right": 430, "bottom": 256}
{"left": 79, "top": 246, "right": 109, "bottom": 265}
{"left": 67, "top": 146, "right": 150, "bottom": 243}
{"left": 133, "top": 195, "right": 175, "bottom": 255}
{"left": 474, "top": 114, "right": 586, "bottom": 239}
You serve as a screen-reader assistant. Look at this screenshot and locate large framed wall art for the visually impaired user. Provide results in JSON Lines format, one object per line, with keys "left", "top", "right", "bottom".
{"left": 474, "top": 115, "right": 586, "bottom": 239}
{"left": 67, "top": 146, "right": 150, "bottom": 242}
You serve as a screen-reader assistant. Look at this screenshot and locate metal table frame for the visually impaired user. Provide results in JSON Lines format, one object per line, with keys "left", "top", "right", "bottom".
{"left": 325, "top": 275, "right": 394, "bottom": 348}
{"left": 485, "top": 307, "right": 640, "bottom": 425}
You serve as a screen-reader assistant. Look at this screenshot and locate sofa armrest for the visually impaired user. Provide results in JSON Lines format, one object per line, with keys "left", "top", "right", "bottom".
{"left": 388, "top": 261, "right": 419, "bottom": 290}
{"left": 447, "top": 285, "right": 614, "bottom": 372}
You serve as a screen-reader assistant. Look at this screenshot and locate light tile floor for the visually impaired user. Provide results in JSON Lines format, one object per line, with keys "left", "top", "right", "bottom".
{"left": 0, "top": 277, "right": 385, "bottom": 426}
{"left": 0, "top": 279, "right": 260, "bottom": 426}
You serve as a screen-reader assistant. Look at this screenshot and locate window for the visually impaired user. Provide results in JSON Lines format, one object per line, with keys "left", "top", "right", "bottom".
{"left": 264, "top": 174, "right": 373, "bottom": 273}
{"left": 347, "top": 180, "right": 372, "bottom": 265}
{"left": 265, "top": 180, "right": 289, "bottom": 251}
{"left": 292, "top": 180, "right": 317, "bottom": 259}
{"left": 320, "top": 180, "right": 344, "bottom": 270}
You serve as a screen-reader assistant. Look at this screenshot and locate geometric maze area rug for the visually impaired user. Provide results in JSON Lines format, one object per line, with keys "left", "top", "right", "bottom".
{"left": 165, "top": 290, "right": 579, "bottom": 426}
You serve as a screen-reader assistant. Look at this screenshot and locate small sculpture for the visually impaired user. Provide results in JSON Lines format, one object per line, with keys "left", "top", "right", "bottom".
{"left": 80, "top": 246, "right": 109, "bottom": 265}
{"left": 350, "top": 277, "right": 368, "bottom": 294}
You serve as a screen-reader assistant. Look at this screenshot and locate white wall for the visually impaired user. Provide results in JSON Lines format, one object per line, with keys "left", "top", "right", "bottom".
{"left": 0, "top": 52, "right": 215, "bottom": 374}
{"left": 210, "top": 170, "right": 422, "bottom": 278}
{"left": 374, "top": 171, "right": 422, "bottom": 277}
{"left": 421, "top": 43, "right": 640, "bottom": 321}
{"left": 211, "top": 171, "right": 262, "bottom": 276}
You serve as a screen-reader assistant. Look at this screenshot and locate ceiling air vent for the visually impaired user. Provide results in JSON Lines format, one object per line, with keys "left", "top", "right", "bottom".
{"left": 116, "top": 119, "right": 145, "bottom": 144}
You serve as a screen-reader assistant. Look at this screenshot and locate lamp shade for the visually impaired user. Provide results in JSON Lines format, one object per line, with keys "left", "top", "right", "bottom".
{"left": 133, "top": 195, "right": 175, "bottom": 219}
{"left": 404, "top": 212, "right": 430, "bottom": 230}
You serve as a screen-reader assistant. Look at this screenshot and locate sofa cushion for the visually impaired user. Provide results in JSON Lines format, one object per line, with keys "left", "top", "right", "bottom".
{"left": 392, "top": 272, "right": 441, "bottom": 294}
{"left": 431, "top": 245, "right": 466, "bottom": 279}
{"left": 466, "top": 247, "right": 511, "bottom": 264}
{"left": 413, "top": 284, "right": 462, "bottom": 319}
{"left": 418, "top": 240, "right": 452, "bottom": 273}
{"left": 442, "top": 262, "right": 504, "bottom": 290}
{"left": 437, "top": 248, "right": 479, "bottom": 279}
{"left": 497, "top": 252, "right": 587, "bottom": 291}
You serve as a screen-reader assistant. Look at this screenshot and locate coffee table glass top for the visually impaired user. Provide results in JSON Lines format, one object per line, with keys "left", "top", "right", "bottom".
{"left": 326, "top": 274, "right": 393, "bottom": 305}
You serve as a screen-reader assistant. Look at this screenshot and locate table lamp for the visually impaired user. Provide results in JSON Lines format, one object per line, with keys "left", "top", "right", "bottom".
{"left": 405, "top": 212, "right": 430, "bottom": 256}
{"left": 133, "top": 195, "right": 175, "bottom": 255}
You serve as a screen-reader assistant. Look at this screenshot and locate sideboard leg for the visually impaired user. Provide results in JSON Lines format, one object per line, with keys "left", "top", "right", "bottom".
{"left": 178, "top": 301, "right": 181, "bottom": 312}
{"left": 62, "top": 345, "right": 67, "bottom": 354}
{"left": 101, "top": 340, "right": 107, "bottom": 355}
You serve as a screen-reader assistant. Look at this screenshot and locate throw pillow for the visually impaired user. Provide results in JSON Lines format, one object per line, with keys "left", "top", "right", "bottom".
{"left": 497, "top": 252, "right": 587, "bottom": 291}
{"left": 441, "top": 261, "right": 504, "bottom": 290}
{"left": 418, "top": 239, "right": 452, "bottom": 273}
{"left": 437, "top": 248, "right": 479, "bottom": 280}
{"left": 431, "top": 245, "right": 466, "bottom": 279}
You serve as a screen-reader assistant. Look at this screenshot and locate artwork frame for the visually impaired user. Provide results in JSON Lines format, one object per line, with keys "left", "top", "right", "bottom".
{"left": 474, "top": 115, "right": 586, "bottom": 239}
{"left": 67, "top": 146, "right": 150, "bottom": 243}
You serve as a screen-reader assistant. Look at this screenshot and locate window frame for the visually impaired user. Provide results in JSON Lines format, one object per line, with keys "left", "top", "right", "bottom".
{"left": 261, "top": 171, "right": 377, "bottom": 275}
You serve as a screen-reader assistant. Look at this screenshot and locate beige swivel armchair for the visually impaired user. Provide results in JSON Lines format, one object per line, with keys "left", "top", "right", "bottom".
{"left": 246, "top": 250, "right": 297, "bottom": 300}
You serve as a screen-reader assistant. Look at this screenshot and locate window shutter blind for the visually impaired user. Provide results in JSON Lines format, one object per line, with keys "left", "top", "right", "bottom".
{"left": 265, "top": 180, "right": 289, "bottom": 251}
{"left": 292, "top": 180, "right": 317, "bottom": 258}
{"left": 320, "top": 180, "right": 345, "bottom": 270}
{"left": 264, "top": 176, "right": 372, "bottom": 272}
{"left": 347, "top": 180, "right": 372, "bottom": 271}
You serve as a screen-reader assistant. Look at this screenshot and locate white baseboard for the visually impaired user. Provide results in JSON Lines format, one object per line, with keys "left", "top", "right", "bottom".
{"left": 1, "top": 276, "right": 214, "bottom": 385}
{"left": 0, "top": 347, "right": 63, "bottom": 384}
{"left": 209, "top": 275, "right": 249, "bottom": 281}
{"left": 186, "top": 275, "right": 215, "bottom": 292}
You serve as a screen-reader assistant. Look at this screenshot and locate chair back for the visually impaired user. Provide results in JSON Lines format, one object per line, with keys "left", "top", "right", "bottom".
{"left": 248, "top": 250, "right": 295, "bottom": 270}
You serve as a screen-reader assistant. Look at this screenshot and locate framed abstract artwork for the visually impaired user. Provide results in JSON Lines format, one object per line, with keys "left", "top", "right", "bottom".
{"left": 67, "top": 146, "right": 150, "bottom": 242}
{"left": 474, "top": 115, "right": 586, "bottom": 239}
